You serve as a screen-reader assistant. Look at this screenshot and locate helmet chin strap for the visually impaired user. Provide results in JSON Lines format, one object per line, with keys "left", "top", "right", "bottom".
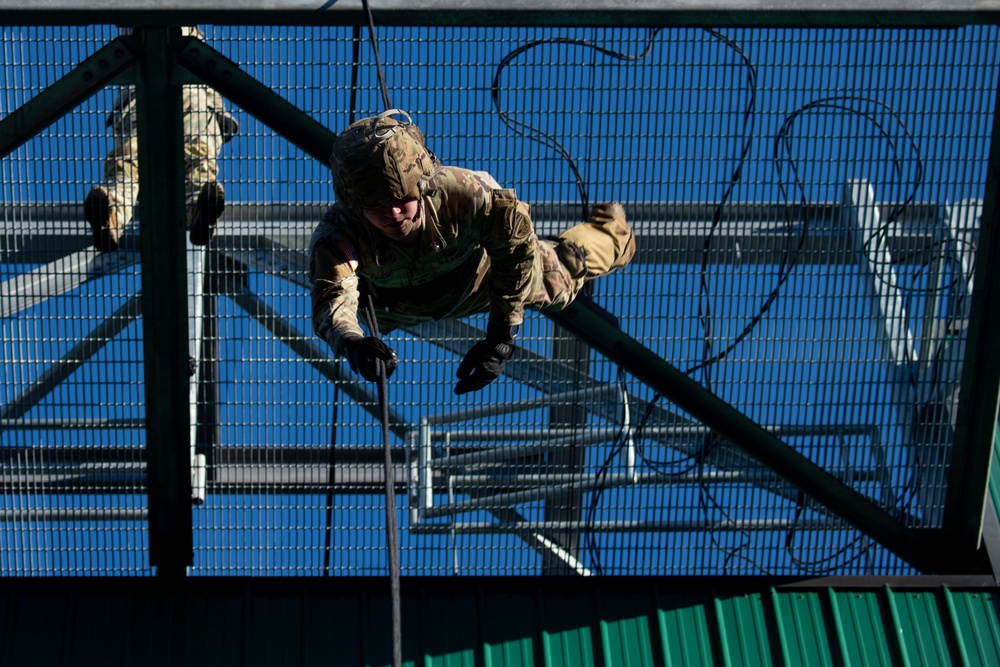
{"left": 372, "top": 108, "right": 412, "bottom": 138}
{"left": 413, "top": 196, "right": 423, "bottom": 225}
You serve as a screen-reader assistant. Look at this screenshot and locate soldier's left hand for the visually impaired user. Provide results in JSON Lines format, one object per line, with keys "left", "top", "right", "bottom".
{"left": 454, "top": 330, "right": 516, "bottom": 395}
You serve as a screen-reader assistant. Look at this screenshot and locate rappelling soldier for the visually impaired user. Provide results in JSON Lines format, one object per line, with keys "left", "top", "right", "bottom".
{"left": 309, "top": 109, "right": 636, "bottom": 395}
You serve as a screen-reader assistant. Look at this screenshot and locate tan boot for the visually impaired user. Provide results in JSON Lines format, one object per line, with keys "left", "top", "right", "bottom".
{"left": 557, "top": 202, "right": 636, "bottom": 278}
{"left": 84, "top": 186, "right": 121, "bottom": 252}
{"left": 189, "top": 181, "right": 225, "bottom": 246}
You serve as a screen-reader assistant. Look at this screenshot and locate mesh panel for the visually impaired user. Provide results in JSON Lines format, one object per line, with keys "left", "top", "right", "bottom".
{"left": 1, "top": 24, "right": 996, "bottom": 576}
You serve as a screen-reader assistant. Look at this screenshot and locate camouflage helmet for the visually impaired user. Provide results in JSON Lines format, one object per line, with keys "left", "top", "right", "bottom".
{"left": 330, "top": 109, "right": 436, "bottom": 211}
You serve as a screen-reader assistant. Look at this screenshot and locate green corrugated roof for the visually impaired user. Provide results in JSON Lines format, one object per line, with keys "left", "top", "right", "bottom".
{"left": 2, "top": 578, "right": 999, "bottom": 666}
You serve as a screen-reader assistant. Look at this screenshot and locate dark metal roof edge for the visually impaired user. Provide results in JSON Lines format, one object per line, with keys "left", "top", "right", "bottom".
{"left": 5, "top": 574, "right": 999, "bottom": 667}
{"left": 0, "top": 8, "right": 999, "bottom": 28}
{"left": 1, "top": 574, "right": 997, "bottom": 594}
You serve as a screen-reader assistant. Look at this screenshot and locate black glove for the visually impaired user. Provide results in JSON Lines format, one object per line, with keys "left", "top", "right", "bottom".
{"left": 343, "top": 336, "right": 398, "bottom": 382}
{"left": 454, "top": 325, "right": 517, "bottom": 395}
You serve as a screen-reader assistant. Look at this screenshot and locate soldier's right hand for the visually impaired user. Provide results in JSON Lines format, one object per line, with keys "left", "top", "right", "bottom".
{"left": 343, "top": 336, "right": 398, "bottom": 382}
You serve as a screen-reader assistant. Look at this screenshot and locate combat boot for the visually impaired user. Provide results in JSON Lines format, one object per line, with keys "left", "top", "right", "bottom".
{"left": 557, "top": 202, "right": 636, "bottom": 279}
{"left": 84, "top": 186, "right": 121, "bottom": 252}
{"left": 189, "top": 181, "right": 225, "bottom": 246}
{"left": 588, "top": 202, "right": 635, "bottom": 271}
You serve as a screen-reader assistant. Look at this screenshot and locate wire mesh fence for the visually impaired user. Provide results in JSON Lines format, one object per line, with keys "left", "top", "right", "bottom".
{"left": 1, "top": 23, "right": 996, "bottom": 576}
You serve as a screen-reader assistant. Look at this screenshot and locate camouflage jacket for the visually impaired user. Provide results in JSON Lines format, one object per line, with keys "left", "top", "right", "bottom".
{"left": 309, "top": 166, "right": 537, "bottom": 355}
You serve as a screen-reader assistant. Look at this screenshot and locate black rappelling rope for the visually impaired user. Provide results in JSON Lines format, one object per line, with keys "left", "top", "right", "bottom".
{"left": 323, "top": 398, "right": 338, "bottom": 575}
{"left": 357, "top": 2, "right": 402, "bottom": 666}
{"left": 360, "top": 291, "right": 402, "bottom": 667}
{"left": 362, "top": 0, "right": 394, "bottom": 112}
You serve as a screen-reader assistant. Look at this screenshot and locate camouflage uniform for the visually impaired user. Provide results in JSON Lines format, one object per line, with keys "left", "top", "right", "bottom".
{"left": 310, "top": 110, "right": 634, "bottom": 392}
{"left": 310, "top": 167, "right": 635, "bottom": 358}
{"left": 85, "top": 26, "right": 238, "bottom": 251}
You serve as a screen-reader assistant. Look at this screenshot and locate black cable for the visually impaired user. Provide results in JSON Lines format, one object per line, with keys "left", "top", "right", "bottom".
{"left": 352, "top": 2, "right": 401, "bottom": 663}
{"left": 784, "top": 490, "right": 870, "bottom": 576}
{"left": 697, "top": 441, "right": 768, "bottom": 576}
{"left": 772, "top": 96, "right": 923, "bottom": 299}
{"left": 349, "top": 24, "right": 362, "bottom": 125}
{"left": 323, "top": 399, "right": 339, "bottom": 576}
{"left": 764, "top": 95, "right": 931, "bottom": 574}
{"left": 376, "top": 356, "right": 401, "bottom": 667}
{"left": 686, "top": 92, "right": 939, "bottom": 574}
{"left": 361, "top": 0, "right": 393, "bottom": 111}
{"left": 491, "top": 29, "right": 663, "bottom": 220}
{"left": 695, "top": 93, "right": 924, "bottom": 574}
{"left": 692, "top": 29, "right": 758, "bottom": 391}
{"left": 511, "top": 30, "right": 933, "bottom": 575}
{"left": 493, "top": 28, "right": 663, "bottom": 576}
{"left": 360, "top": 290, "right": 402, "bottom": 667}
{"left": 490, "top": 27, "right": 760, "bottom": 573}
{"left": 492, "top": 26, "right": 941, "bottom": 575}
{"left": 492, "top": 27, "right": 677, "bottom": 576}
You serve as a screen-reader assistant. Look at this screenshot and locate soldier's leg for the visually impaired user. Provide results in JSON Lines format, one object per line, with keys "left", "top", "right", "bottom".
{"left": 85, "top": 122, "right": 139, "bottom": 252}
{"left": 183, "top": 85, "right": 225, "bottom": 245}
{"left": 553, "top": 202, "right": 636, "bottom": 280}
{"left": 525, "top": 240, "right": 587, "bottom": 313}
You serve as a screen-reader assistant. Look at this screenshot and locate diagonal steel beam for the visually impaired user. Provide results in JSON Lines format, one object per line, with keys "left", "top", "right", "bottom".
{"left": 222, "top": 279, "right": 409, "bottom": 438}
{"left": 545, "top": 297, "right": 951, "bottom": 573}
{"left": 0, "top": 295, "right": 142, "bottom": 424}
{"left": 225, "top": 240, "right": 919, "bottom": 524}
{"left": 0, "top": 37, "right": 134, "bottom": 158}
{"left": 207, "top": 247, "right": 401, "bottom": 435}
{"left": 220, "top": 275, "right": 589, "bottom": 571}
{"left": 0, "top": 249, "right": 137, "bottom": 319}
{"left": 176, "top": 37, "right": 335, "bottom": 165}
{"left": 176, "top": 43, "right": 922, "bottom": 542}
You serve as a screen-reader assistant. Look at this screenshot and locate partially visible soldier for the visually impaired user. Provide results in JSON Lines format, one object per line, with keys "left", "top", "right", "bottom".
{"left": 84, "top": 26, "right": 239, "bottom": 252}
{"left": 309, "top": 109, "right": 636, "bottom": 395}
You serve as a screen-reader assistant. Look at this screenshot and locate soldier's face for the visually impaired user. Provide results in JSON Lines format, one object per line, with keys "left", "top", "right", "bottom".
{"left": 364, "top": 197, "right": 422, "bottom": 242}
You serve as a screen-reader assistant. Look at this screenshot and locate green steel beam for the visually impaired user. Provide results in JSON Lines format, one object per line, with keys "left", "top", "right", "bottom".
{"left": 0, "top": 37, "right": 133, "bottom": 159}
{"left": 545, "top": 299, "right": 958, "bottom": 574}
{"left": 136, "top": 27, "right": 193, "bottom": 577}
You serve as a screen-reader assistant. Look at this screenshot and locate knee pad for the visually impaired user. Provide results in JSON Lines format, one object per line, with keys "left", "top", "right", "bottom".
{"left": 553, "top": 239, "right": 589, "bottom": 280}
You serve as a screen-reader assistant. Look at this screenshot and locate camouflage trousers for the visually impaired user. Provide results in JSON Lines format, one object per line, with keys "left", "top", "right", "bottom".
{"left": 99, "top": 84, "right": 224, "bottom": 229}
{"left": 374, "top": 203, "right": 636, "bottom": 332}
